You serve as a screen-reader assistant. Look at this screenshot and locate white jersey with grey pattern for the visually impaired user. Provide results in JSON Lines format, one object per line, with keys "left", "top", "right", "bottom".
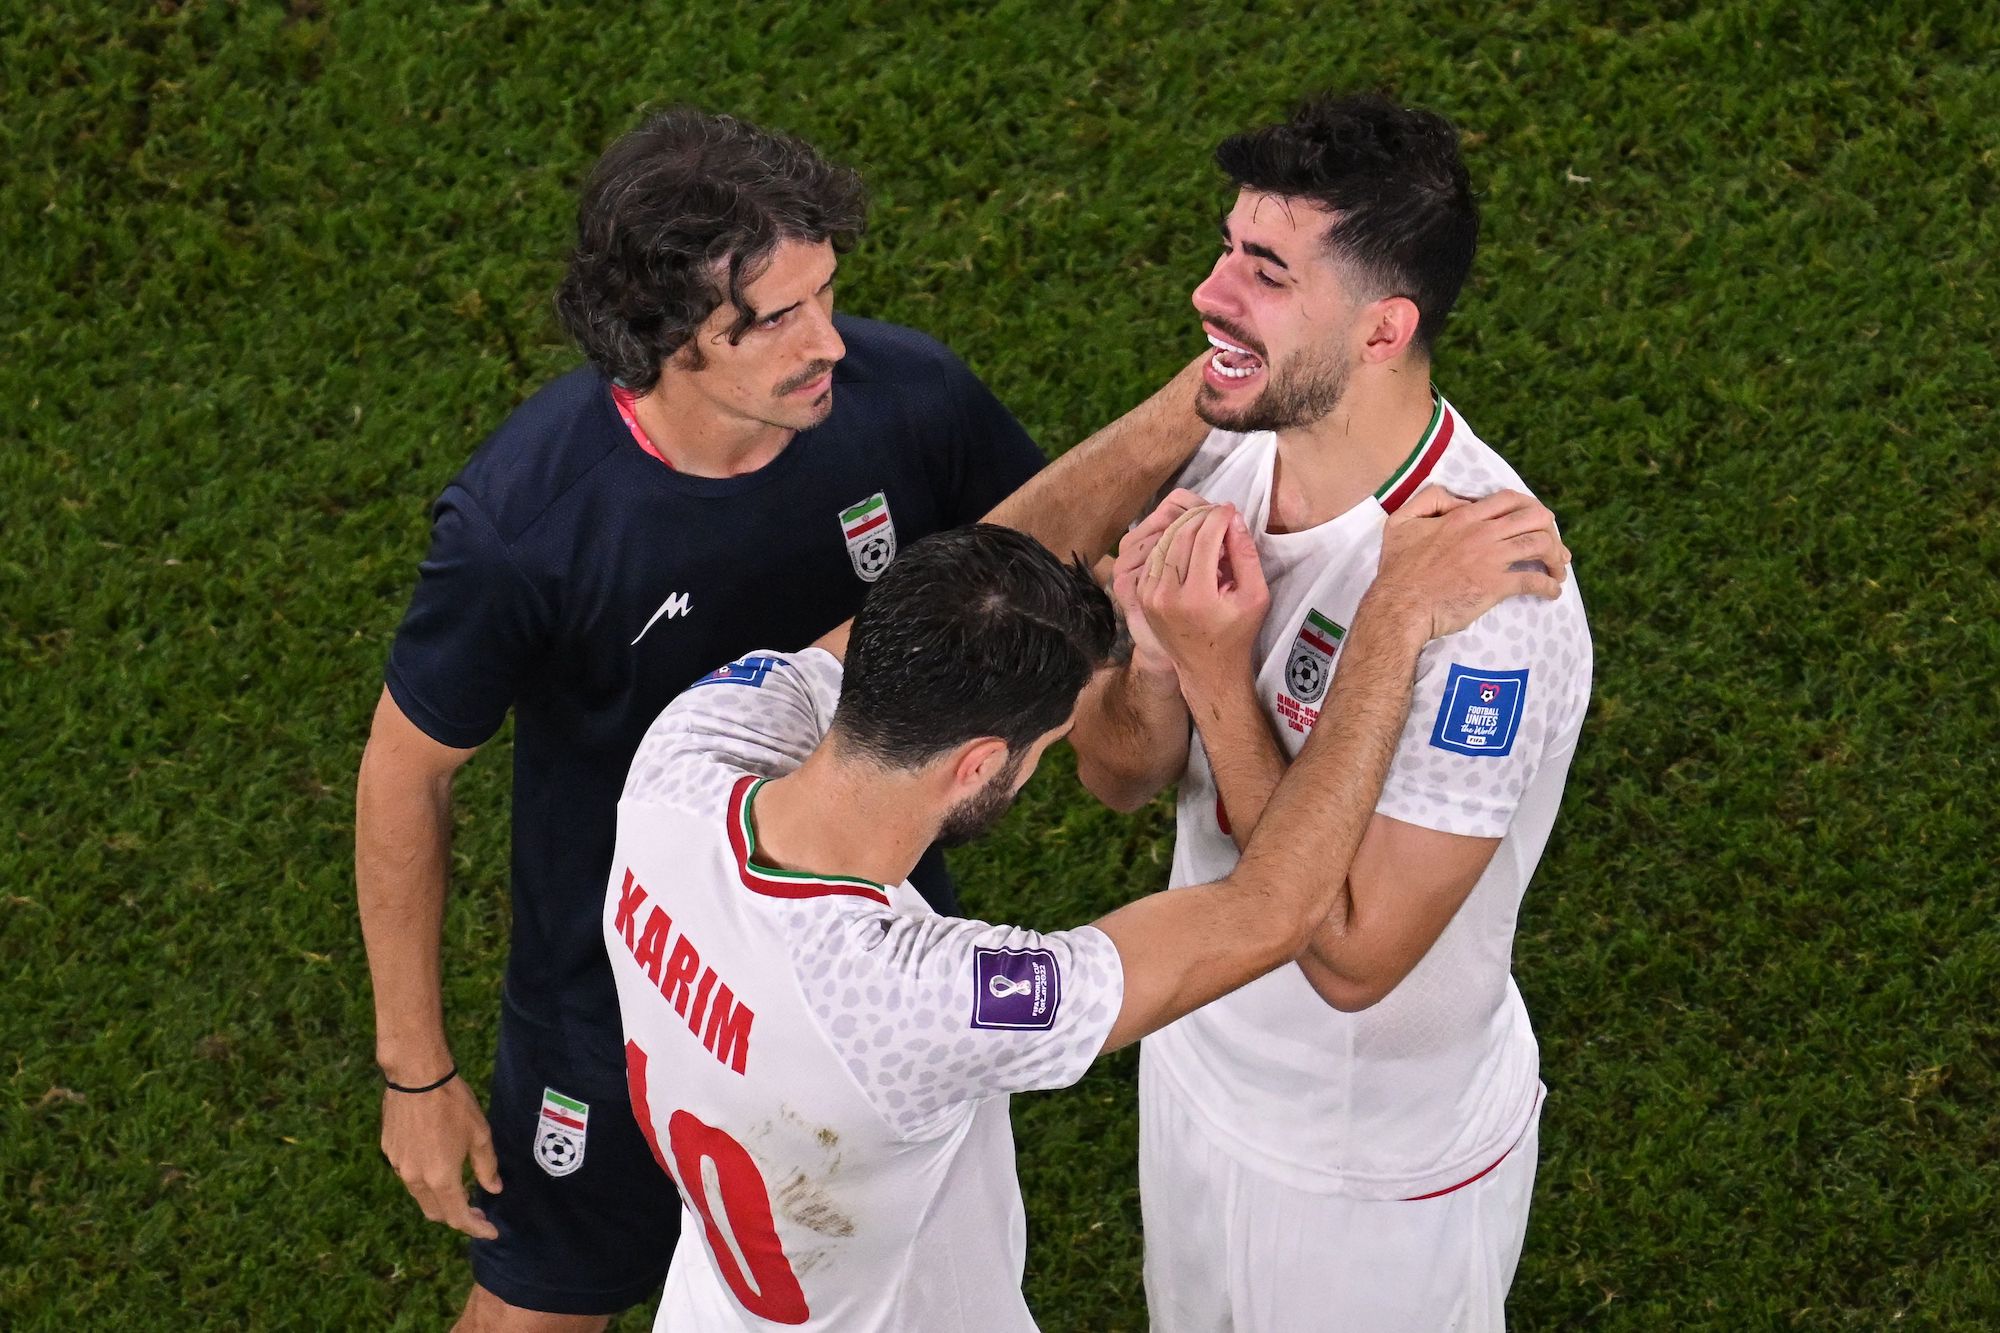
{"left": 1144, "top": 394, "right": 1593, "bottom": 1200}
{"left": 607, "top": 647, "right": 1124, "bottom": 1332}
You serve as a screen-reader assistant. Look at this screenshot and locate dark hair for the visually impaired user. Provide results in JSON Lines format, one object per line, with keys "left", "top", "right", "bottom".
{"left": 1216, "top": 92, "right": 1478, "bottom": 354}
{"left": 831, "top": 525, "right": 1117, "bottom": 769}
{"left": 555, "top": 106, "right": 867, "bottom": 391}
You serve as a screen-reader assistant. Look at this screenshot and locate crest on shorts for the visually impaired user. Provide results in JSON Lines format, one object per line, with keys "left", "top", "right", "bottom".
{"left": 839, "top": 492, "right": 897, "bottom": 582}
{"left": 1284, "top": 609, "right": 1345, "bottom": 705}
{"left": 533, "top": 1087, "right": 588, "bottom": 1177}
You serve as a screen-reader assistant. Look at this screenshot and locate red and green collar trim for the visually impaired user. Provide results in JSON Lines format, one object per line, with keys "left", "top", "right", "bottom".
{"left": 726, "top": 775, "right": 889, "bottom": 905}
{"left": 609, "top": 384, "right": 674, "bottom": 470}
{"left": 1374, "top": 392, "right": 1454, "bottom": 514}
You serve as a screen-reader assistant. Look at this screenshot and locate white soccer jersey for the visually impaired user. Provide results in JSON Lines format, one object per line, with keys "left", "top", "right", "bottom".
{"left": 603, "top": 649, "right": 1124, "bottom": 1331}
{"left": 1145, "top": 393, "right": 1593, "bottom": 1199}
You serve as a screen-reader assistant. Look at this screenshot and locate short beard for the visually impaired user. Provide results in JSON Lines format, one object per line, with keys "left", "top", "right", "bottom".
{"left": 934, "top": 754, "right": 1026, "bottom": 848}
{"left": 1196, "top": 345, "right": 1351, "bottom": 433}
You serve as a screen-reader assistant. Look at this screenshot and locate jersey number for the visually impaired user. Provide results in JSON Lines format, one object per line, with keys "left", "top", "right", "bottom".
{"left": 624, "top": 1041, "right": 810, "bottom": 1324}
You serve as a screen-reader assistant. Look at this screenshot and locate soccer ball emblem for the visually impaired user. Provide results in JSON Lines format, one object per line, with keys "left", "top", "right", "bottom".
{"left": 534, "top": 1126, "right": 585, "bottom": 1177}
{"left": 853, "top": 532, "right": 895, "bottom": 581}
{"left": 1286, "top": 646, "right": 1329, "bottom": 704}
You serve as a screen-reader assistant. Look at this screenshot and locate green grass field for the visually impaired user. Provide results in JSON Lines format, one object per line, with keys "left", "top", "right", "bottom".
{"left": 5, "top": 2, "right": 1996, "bottom": 1327}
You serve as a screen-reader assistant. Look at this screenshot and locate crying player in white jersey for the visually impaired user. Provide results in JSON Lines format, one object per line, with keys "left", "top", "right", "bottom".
{"left": 605, "top": 507, "right": 1567, "bottom": 1330}
{"left": 1070, "top": 94, "right": 1594, "bottom": 1331}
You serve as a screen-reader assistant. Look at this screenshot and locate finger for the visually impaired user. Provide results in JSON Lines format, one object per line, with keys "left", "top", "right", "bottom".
{"left": 1222, "top": 512, "right": 1267, "bottom": 600}
{"left": 1186, "top": 506, "right": 1234, "bottom": 596}
{"left": 1158, "top": 506, "right": 1217, "bottom": 582}
{"left": 1507, "top": 570, "right": 1565, "bottom": 602}
{"left": 1392, "top": 484, "right": 1470, "bottom": 520}
{"left": 1460, "top": 488, "right": 1543, "bottom": 522}
{"left": 471, "top": 1128, "right": 504, "bottom": 1195}
{"left": 461, "top": 1205, "right": 500, "bottom": 1242}
{"left": 1505, "top": 530, "right": 1569, "bottom": 577}
{"left": 1147, "top": 505, "right": 1211, "bottom": 583}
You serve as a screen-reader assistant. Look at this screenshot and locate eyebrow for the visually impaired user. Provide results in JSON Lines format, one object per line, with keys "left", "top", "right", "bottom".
{"left": 750, "top": 267, "right": 838, "bottom": 323}
{"left": 1218, "top": 217, "right": 1291, "bottom": 272}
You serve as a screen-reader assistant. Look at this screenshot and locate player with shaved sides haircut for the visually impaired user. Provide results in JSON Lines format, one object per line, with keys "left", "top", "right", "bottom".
{"left": 606, "top": 500, "right": 1567, "bottom": 1330}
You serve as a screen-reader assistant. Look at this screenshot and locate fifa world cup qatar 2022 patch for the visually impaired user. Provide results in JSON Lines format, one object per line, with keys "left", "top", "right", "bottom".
{"left": 533, "top": 1088, "right": 589, "bottom": 1177}
{"left": 690, "top": 655, "right": 783, "bottom": 689}
{"left": 971, "top": 947, "right": 1061, "bottom": 1031}
{"left": 839, "top": 491, "right": 897, "bottom": 582}
{"left": 1429, "top": 665, "right": 1530, "bottom": 757}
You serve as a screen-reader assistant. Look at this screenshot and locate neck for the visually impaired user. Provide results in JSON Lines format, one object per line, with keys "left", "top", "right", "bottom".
{"left": 632, "top": 382, "right": 795, "bottom": 479}
{"left": 1267, "top": 365, "right": 1437, "bottom": 533}
{"left": 750, "top": 745, "right": 934, "bottom": 889}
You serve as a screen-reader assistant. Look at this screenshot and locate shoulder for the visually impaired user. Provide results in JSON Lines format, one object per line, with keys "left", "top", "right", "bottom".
{"left": 447, "top": 367, "right": 627, "bottom": 545}
{"left": 830, "top": 315, "right": 968, "bottom": 387}
{"left": 1427, "top": 398, "right": 1531, "bottom": 502}
{"left": 624, "top": 650, "right": 844, "bottom": 806}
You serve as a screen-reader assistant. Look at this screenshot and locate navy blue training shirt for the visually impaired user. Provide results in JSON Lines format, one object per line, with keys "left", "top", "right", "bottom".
{"left": 384, "top": 315, "right": 1045, "bottom": 1077}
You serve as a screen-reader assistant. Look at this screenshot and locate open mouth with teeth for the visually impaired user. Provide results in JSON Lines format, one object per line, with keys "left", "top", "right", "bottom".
{"left": 1205, "top": 330, "right": 1266, "bottom": 385}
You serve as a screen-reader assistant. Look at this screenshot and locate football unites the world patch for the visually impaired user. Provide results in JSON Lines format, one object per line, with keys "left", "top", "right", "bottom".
{"left": 970, "top": 947, "right": 1061, "bottom": 1031}
{"left": 689, "top": 655, "right": 783, "bottom": 689}
{"left": 1429, "top": 665, "right": 1530, "bottom": 757}
{"left": 839, "top": 492, "right": 897, "bottom": 582}
{"left": 533, "top": 1087, "right": 589, "bottom": 1177}
{"left": 1284, "top": 608, "right": 1345, "bottom": 705}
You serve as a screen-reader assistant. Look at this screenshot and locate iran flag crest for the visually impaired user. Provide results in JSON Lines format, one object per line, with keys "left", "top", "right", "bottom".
{"left": 533, "top": 1088, "right": 589, "bottom": 1177}
{"left": 1284, "top": 608, "right": 1345, "bottom": 705}
{"left": 839, "top": 492, "right": 897, "bottom": 582}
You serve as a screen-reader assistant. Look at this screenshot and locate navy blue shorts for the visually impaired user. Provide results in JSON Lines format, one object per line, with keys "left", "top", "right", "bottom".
{"left": 468, "top": 1006, "right": 683, "bottom": 1315}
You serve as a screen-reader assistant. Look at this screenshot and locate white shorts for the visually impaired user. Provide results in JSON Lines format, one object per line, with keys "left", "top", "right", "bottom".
{"left": 1139, "top": 1052, "right": 1540, "bottom": 1333}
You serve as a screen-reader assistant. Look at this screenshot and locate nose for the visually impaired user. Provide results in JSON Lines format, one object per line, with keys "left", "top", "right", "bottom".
{"left": 808, "top": 304, "right": 845, "bottom": 364}
{"left": 1191, "top": 255, "right": 1238, "bottom": 323}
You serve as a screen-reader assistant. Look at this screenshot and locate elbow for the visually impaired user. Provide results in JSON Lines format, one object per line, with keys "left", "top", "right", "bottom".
{"left": 1074, "top": 755, "right": 1160, "bottom": 815}
{"left": 1317, "top": 977, "right": 1393, "bottom": 1013}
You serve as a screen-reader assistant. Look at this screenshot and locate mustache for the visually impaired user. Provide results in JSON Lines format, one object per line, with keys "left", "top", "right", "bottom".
{"left": 775, "top": 360, "right": 838, "bottom": 395}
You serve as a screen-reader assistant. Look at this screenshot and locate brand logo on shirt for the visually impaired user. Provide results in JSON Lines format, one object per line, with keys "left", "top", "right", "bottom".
{"left": 839, "top": 492, "right": 897, "bottom": 582}
{"left": 533, "top": 1088, "right": 589, "bottom": 1177}
{"left": 630, "top": 590, "right": 692, "bottom": 645}
{"left": 971, "top": 947, "right": 1060, "bottom": 1030}
{"left": 1429, "top": 664, "right": 1529, "bottom": 757}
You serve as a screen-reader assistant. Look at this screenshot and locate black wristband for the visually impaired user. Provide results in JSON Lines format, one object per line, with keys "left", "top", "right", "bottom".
{"left": 384, "top": 1066, "right": 457, "bottom": 1095}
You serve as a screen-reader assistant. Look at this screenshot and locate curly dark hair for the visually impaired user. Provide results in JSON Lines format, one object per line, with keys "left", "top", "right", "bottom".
{"left": 832, "top": 525, "right": 1117, "bottom": 769}
{"left": 555, "top": 107, "right": 867, "bottom": 391}
{"left": 1216, "top": 92, "right": 1478, "bottom": 354}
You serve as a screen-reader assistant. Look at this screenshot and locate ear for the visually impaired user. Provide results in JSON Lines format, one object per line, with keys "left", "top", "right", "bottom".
{"left": 1358, "top": 295, "right": 1422, "bottom": 364}
{"left": 945, "top": 737, "right": 1011, "bottom": 798}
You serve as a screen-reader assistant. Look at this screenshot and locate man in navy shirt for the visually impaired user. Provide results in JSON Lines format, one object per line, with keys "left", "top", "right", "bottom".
{"left": 355, "top": 107, "right": 1205, "bottom": 1330}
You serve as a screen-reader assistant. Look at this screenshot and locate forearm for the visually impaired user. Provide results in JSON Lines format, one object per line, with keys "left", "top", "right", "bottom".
{"left": 355, "top": 753, "right": 456, "bottom": 1082}
{"left": 1229, "top": 597, "right": 1427, "bottom": 954}
{"left": 1071, "top": 657, "right": 1191, "bottom": 813}
{"left": 1097, "top": 598, "right": 1426, "bottom": 1052}
{"left": 985, "top": 355, "right": 1208, "bottom": 565}
{"left": 1181, "top": 667, "right": 1287, "bottom": 854}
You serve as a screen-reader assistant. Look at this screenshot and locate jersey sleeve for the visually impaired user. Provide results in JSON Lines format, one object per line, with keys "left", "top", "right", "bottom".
{"left": 623, "top": 648, "right": 843, "bottom": 805}
{"left": 787, "top": 908, "right": 1125, "bottom": 1141}
{"left": 941, "top": 356, "right": 1045, "bottom": 525}
{"left": 383, "top": 485, "right": 548, "bottom": 749}
{"left": 1375, "top": 587, "right": 1591, "bottom": 839}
